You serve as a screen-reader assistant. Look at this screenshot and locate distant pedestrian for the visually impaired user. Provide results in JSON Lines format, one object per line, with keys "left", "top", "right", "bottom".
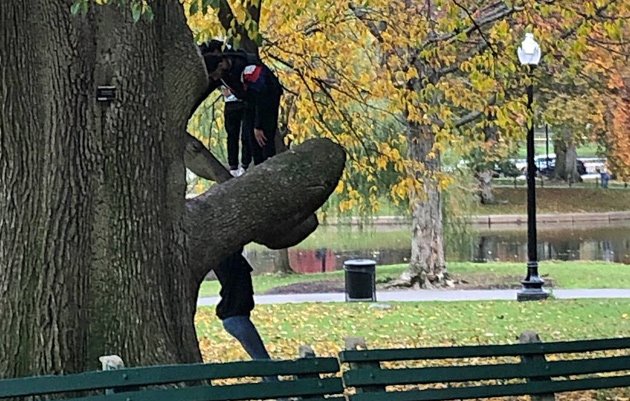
{"left": 598, "top": 166, "right": 610, "bottom": 188}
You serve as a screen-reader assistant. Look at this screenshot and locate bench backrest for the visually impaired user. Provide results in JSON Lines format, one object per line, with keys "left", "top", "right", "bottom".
{"left": 339, "top": 337, "right": 630, "bottom": 401}
{"left": 0, "top": 357, "right": 344, "bottom": 400}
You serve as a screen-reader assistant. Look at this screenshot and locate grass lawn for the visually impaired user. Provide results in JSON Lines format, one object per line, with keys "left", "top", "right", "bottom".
{"left": 474, "top": 187, "right": 630, "bottom": 215}
{"left": 327, "top": 187, "right": 630, "bottom": 220}
{"left": 449, "top": 261, "right": 630, "bottom": 289}
{"left": 515, "top": 142, "right": 600, "bottom": 159}
{"left": 195, "top": 299, "right": 630, "bottom": 362}
{"left": 198, "top": 261, "right": 630, "bottom": 297}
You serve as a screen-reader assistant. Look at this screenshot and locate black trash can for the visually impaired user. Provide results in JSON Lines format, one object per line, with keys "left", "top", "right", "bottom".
{"left": 343, "top": 259, "right": 376, "bottom": 302}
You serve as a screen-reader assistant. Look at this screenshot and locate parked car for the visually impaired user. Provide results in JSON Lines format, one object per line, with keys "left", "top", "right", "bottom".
{"left": 523, "top": 156, "right": 587, "bottom": 177}
{"left": 492, "top": 160, "right": 521, "bottom": 178}
{"left": 516, "top": 155, "right": 588, "bottom": 177}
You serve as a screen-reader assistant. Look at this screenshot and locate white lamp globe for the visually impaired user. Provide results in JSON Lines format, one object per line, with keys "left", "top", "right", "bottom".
{"left": 517, "top": 33, "right": 541, "bottom": 66}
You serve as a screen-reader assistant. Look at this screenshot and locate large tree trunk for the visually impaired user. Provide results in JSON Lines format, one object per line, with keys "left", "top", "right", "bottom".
{"left": 0, "top": 0, "right": 97, "bottom": 377}
{"left": 563, "top": 143, "right": 582, "bottom": 183}
{"left": 273, "top": 248, "right": 296, "bottom": 275}
{"left": 477, "top": 105, "right": 499, "bottom": 204}
{"left": 395, "top": 121, "right": 448, "bottom": 288}
{"left": 553, "top": 135, "right": 582, "bottom": 183}
{"left": 477, "top": 170, "right": 496, "bottom": 204}
{"left": 0, "top": 0, "right": 344, "bottom": 379}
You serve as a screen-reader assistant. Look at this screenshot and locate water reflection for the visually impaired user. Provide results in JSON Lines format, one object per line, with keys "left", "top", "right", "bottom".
{"left": 244, "top": 221, "right": 630, "bottom": 274}
{"left": 245, "top": 247, "right": 410, "bottom": 275}
{"left": 471, "top": 227, "right": 629, "bottom": 263}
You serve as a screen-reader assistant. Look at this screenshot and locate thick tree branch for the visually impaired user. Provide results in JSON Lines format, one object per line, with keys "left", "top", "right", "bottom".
{"left": 451, "top": 0, "right": 498, "bottom": 56}
{"left": 349, "top": 4, "right": 386, "bottom": 43}
{"left": 454, "top": 110, "right": 485, "bottom": 128}
{"left": 160, "top": 1, "right": 209, "bottom": 135}
{"left": 247, "top": 0, "right": 262, "bottom": 25}
{"left": 216, "top": 0, "right": 258, "bottom": 52}
{"left": 421, "top": 1, "right": 518, "bottom": 49}
{"left": 184, "top": 133, "right": 233, "bottom": 182}
{"left": 185, "top": 138, "right": 345, "bottom": 280}
{"left": 183, "top": 132, "right": 324, "bottom": 252}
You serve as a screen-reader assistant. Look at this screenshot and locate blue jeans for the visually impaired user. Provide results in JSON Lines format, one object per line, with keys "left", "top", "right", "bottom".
{"left": 222, "top": 315, "right": 271, "bottom": 360}
{"left": 223, "top": 316, "right": 278, "bottom": 382}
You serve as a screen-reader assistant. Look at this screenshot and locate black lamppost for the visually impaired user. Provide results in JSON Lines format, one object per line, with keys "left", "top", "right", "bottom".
{"left": 516, "top": 33, "right": 549, "bottom": 301}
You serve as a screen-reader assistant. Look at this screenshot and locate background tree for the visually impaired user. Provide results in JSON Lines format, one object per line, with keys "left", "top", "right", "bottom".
{"left": 596, "top": 24, "right": 630, "bottom": 180}
{"left": 604, "top": 71, "right": 630, "bottom": 180}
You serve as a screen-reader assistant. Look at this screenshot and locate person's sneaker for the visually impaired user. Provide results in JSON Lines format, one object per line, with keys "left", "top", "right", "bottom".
{"left": 235, "top": 166, "right": 245, "bottom": 177}
{"left": 230, "top": 169, "right": 239, "bottom": 177}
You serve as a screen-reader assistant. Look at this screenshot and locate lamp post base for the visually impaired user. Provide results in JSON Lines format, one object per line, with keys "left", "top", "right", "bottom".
{"left": 517, "top": 261, "right": 549, "bottom": 301}
{"left": 517, "top": 285, "right": 550, "bottom": 301}
{"left": 517, "top": 275, "right": 549, "bottom": 301}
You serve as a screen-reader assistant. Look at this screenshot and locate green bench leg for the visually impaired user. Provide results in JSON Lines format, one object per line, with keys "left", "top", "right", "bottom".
{"left": 519, "top": 331, "right": 555, "bottom": 401}
{"left": 344, "top": 337, "right": 386, "bottom": 394}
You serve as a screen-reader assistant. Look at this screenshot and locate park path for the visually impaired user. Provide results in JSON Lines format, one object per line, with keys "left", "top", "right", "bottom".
{"left": 197, "top": 288, "right": 630, "bottom": 306}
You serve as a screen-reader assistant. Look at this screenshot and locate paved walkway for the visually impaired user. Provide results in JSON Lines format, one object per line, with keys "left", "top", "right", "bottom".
{"left": 197, "top": 289, "right": 630, "bottom": 306}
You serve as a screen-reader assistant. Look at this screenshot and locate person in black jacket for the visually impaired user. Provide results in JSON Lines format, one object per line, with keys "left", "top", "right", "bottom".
{"left": 198, "top": 41, "right": 251, "bottom": 176}
{"left": 214, "top": 250, "right": 272, "bottom": 361}
{"left": 201, "top": 49, "right": 283, "bottom": 165}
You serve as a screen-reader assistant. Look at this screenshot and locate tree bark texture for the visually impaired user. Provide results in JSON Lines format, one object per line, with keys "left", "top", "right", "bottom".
{"left": 1, "top": 0, "right": 97, "bottom": 377}
{"left": 553, "top": 136, "right": 582, "bottom": 183}
{"left": 0, "top": 0, "right": 345, "bottom": 379}
{"left": 274, "top": 248, "right": 296, "bottom": 274}
{"left": 477, "top": 112, "right": 498, "bottom": 204}
{"left": 403, "top": 121, "right": 447, "bottom": 288}
{"left": 477, "top": 170, "right": 496, "bottom": 204}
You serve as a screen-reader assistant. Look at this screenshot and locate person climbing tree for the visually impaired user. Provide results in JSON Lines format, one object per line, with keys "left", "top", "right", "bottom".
{"left": 196, "top": 41, "right": 278, "bottom": 367}
{"left": 199, "top": 44, "right": 283, "bottom": 165}
{"left": 197, "top": 40, "right": 251, "bottom": 177}
{"left": 213, "top": 250, "right": 273, "bottom": 363}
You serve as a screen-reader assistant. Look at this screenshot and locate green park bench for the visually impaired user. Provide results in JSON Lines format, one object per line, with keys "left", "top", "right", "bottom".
{"left": 339, "top": 334, "right": 630, "bottom": 401}
{"left": 2, "top": 334, "right": 629, "bottom": 400}
{"left": 0, "top": 349, "right": 344, "bottom": 401}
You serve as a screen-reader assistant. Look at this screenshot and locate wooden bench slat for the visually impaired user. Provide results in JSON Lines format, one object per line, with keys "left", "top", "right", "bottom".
{"left": 67, "top": 377, "right": 344, "bottom": 401}
{"left": 348, "top": 375, "right": 630, "bottom": 401}
{"left": 0, "top": 358, "right": 339, "bottom": 398}
{"left": 339, "top": 337, "right": 630, "bottom": 362}
{"left": 343, "top": 355, "right": 630, "bottom": 386}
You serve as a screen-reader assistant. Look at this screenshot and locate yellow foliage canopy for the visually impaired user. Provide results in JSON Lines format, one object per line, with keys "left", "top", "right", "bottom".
{"left": 184, "top": 0, "right": 629, "bottom": 210}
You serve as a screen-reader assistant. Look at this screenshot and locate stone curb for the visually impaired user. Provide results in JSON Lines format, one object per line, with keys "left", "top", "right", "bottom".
{"left": 324, "top": 211, "right": 630, "bottom": 226}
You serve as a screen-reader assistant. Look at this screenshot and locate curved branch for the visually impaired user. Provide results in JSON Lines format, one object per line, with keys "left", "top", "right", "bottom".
{"left": 216, "top": 0, "right": 258, "bottom": 53}
{"left": 451, "top": 0, "right": 497, "bottom": 56}
{"left": 184, "top": 133, "right": 232, "bottom": 182}
{"left": 183, "top": 132, "right": 321, "bottom": 249}
{"left": 159, "top": 4, "right": 208, "bottom": 127}
{"left": 185, "top": 138, "right": 345, "bottom": 280}
{"left": 261, "top": 214, "right": 319, "bottom": 249}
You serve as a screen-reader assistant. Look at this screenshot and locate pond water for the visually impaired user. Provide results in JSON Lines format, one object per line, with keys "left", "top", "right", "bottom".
{"left": 244, "top": 220, "right": 630, "bottom": 274}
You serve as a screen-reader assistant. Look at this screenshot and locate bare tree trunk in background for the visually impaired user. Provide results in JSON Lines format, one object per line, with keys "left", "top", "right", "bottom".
{"left": 394, "top": 120, "right": 448, "bottom": 289}
{"left": 477, "top": 103, "right": 499, "bottom": 204}
{"left": 274, "top": 248, "right": 296, "bottom": 275}
{"left": 477, "top": 170, "right": 496, "bottom": 204}
{"left": 553, "top": 133, "right": 582, "bottom": 183}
